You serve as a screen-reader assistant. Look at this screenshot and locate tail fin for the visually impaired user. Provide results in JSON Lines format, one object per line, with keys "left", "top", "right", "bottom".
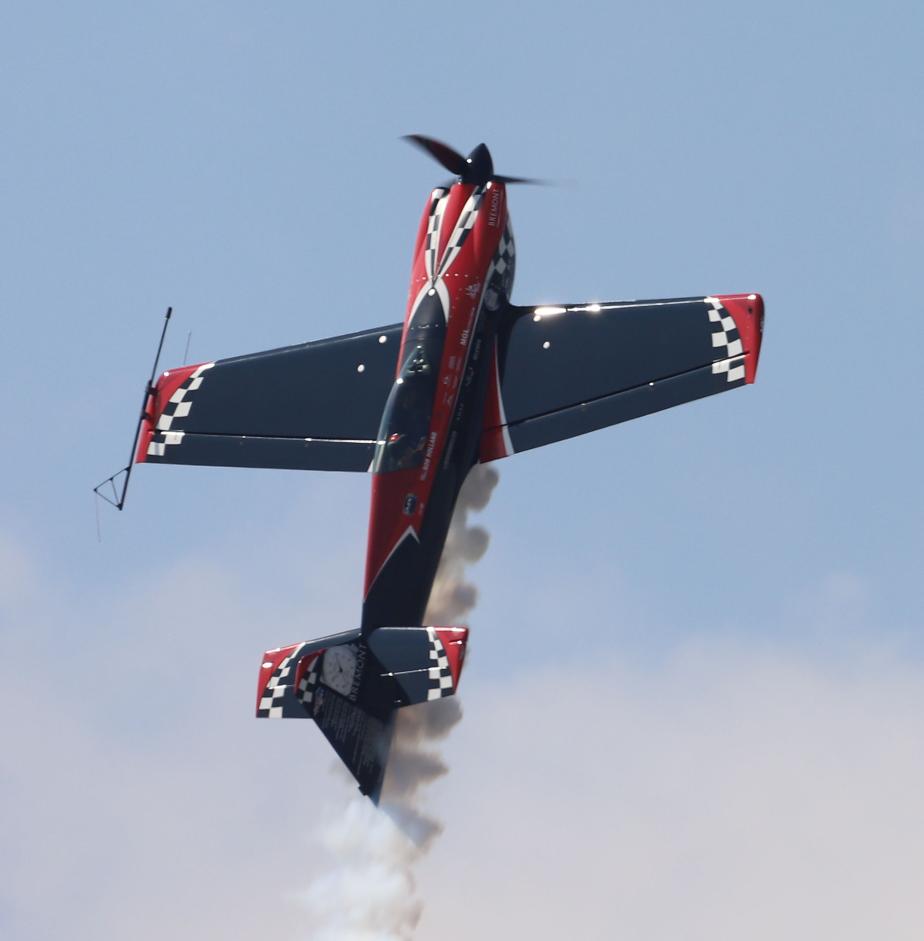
{"left": 256, "top": 626, "right": 468, "bottom": 799}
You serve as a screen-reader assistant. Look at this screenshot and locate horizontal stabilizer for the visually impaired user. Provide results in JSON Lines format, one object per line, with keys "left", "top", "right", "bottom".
{"left": 368, "top": 626, "right": 468, "bottom": 704}
{"left": 255, "top": 625, "right": 468, "bottom": 799}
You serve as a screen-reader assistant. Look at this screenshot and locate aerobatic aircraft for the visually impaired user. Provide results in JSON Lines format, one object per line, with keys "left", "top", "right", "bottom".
{"left": 96, "top": 136, "right": 764, "bottom": 799}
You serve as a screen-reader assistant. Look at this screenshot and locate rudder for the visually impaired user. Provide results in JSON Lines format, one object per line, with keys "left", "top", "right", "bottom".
{"left": 255, "top": 625, "right": 468, "bottom": 799}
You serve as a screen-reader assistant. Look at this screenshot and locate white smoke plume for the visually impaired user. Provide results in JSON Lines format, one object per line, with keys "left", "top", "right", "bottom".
{"left": 303, "top": 464, "right": 499, "bottom": 940}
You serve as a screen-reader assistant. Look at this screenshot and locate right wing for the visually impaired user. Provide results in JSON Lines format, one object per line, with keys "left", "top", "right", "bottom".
{"left": 481, "top": 294, "right": 764, "bottom": 460}
{"left": 137, "top": 322, "right": 403, "bottom": 472}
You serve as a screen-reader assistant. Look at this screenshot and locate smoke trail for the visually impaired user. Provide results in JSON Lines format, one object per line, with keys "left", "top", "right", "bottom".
{"left": 303, "top": 465, "right": 499, "bottom": 940}
{"left": 423, "top": 463, "right": 498, "bottom": 625}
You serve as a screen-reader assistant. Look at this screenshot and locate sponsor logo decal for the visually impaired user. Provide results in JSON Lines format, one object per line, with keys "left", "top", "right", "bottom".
{"left": 487, "top": 189, "right": 501, "bottom": 228}
{"left": 349, "top": 644, "right": 366, "bottom": 701}
{"left": 321, "top": 643, "right": 365, "bottom": 701}
{"left": 420, "top": 430, "right": 438, "bottom": 481}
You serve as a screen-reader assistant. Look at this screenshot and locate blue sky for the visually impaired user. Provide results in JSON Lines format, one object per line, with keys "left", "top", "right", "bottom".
{"left": 2, "top": 2, "right": 923, "bottom": 938}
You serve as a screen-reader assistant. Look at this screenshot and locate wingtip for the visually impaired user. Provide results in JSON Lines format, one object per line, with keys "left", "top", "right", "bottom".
{"left": 715, "top": 293, "right": 764, "bottom": 383}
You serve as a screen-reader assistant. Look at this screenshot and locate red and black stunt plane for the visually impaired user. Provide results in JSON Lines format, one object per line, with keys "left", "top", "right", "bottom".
{"left": 97, "top": 136, "right": 764, "bottom": 799}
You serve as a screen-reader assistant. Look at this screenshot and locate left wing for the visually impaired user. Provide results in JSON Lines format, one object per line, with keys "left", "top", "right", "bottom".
{"left": 480, "top": 293, "right": 764, "bottom": 460}
{"left": 138, "top": 322, "right": 403, "bottom": 473}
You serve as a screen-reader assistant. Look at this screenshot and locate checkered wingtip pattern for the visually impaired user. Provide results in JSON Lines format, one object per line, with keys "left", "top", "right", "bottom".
{"left": 426, "top": 627, "right": 455, "bottom": 701}
{"left": 147, "top": 362, "right": 215, "bottom": 457}
{"left": 706, "top": 297, "right": 746, "bottom": 383}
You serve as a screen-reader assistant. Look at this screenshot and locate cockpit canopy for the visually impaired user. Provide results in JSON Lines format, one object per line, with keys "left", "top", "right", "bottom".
{"left": 373, "top": 318, "right": 445, "bottom": 473}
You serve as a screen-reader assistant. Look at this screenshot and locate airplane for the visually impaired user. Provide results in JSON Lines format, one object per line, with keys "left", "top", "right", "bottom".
{"left": 95, "top": 135, "right": 764, "bottom": 800}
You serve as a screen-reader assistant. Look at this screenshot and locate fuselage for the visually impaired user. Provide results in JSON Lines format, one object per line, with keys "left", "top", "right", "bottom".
{"left": 361, "top": 180, "right": 515, "bottom": 630}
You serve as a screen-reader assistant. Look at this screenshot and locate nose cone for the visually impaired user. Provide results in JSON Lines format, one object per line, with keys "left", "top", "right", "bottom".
{"left": 461, "top": 142, "right": 494, "bottom": 185}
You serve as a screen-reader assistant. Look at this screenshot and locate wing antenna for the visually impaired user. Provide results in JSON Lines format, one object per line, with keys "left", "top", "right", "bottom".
{"left": 93, "top": 306, "right": 173, "bottom": 511}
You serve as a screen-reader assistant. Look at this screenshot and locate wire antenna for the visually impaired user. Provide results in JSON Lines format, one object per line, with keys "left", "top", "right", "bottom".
{"left": 93, "top": 306, "right": 173, "bottom": 511}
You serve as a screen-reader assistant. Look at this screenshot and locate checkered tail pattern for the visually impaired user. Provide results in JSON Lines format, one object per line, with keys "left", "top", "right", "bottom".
{"left": 257, "top": 646, "right": 305, "bottom": 718}
{"left": 296, "top": 653, "right": 322, "bottom": 708}
{"left": 426, "top": 627, "right": 455, "bottom": 701}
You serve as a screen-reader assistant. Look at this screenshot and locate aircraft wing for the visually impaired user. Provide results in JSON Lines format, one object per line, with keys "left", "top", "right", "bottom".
{"left": 481, "top": 294, "right": 764, "bottom": 460}
{"left": 137, "top": 322, "right": 403, "bottom": 472}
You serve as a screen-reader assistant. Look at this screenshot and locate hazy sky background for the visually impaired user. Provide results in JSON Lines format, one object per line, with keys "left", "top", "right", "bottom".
{"left": 2, "top": 2, "right": 923, "bottom": 938}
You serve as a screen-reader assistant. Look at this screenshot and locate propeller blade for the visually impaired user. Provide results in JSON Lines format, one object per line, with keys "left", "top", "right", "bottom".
{"left": 494, "top": 174, "right": 548, "bottom": 186}
{"left": 403, "top": 134, "right": 467, "bottom": 175}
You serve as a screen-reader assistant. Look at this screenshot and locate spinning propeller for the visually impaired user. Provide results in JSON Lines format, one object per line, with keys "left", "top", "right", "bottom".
{"left": 403, "top": 134, "right": 543, "bottom": 186}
